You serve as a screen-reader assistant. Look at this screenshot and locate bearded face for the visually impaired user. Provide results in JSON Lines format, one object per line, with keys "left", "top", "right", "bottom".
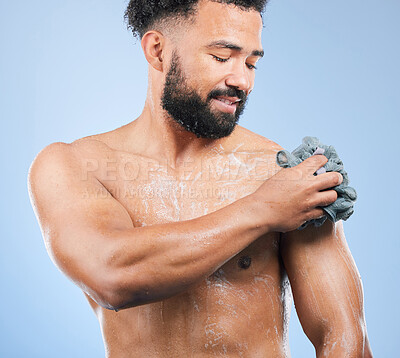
{"left": 161, "top": 53, "right": 248, "bottom": 139}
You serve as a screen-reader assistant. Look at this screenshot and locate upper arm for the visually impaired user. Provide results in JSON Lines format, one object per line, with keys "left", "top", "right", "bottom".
{"left": 280, "top": 220, "right": 370, "bottom": 356}
{"left": 28, "top": 142, "right": 134, "bottom": 307}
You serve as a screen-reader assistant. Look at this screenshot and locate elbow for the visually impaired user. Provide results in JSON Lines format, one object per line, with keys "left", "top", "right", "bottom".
{"left": 79, "top": 241, "right": 150, "bottom": 310}
{"left": 82, "top": 271, "right": 125, "bottom": 311}
{"left": 93, "top": 285, "right": 129, "bottom": 312}
{"left": 89, "top": 267, "right": 152, "bottom": 311}
{"left": 82, "top": 241, "right": 176, "bottom": 311}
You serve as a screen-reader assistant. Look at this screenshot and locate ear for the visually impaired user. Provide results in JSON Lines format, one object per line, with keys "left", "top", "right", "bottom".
{"left": 141, "top": 31, "right": 165, "bottom": 72}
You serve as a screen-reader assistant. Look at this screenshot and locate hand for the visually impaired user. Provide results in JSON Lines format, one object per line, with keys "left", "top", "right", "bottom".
{"left": 251, "top": 155, "right": 343, "bottom": 233}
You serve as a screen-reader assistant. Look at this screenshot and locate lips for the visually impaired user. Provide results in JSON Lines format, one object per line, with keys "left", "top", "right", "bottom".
{"left": 208, "top": 88, "right": 246, "bottom": 115}
{"left": 215, "top": 96, "right": 242, "bottom": 106}
{"left": 211, "top": 96, "right": 241, "bottom": 114}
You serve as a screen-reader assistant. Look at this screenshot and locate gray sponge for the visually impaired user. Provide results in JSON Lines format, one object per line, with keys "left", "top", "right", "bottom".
{"left": 276, "top": 136, "right": 357, "bottom": 230}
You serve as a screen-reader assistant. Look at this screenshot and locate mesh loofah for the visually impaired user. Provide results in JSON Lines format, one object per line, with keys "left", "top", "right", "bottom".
{"left": 276, "top": 136, "right": 357, "bottom": 230}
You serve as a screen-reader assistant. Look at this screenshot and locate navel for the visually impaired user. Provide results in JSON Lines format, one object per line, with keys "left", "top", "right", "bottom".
{"left": 237, "top": 255, "right": 252, "bottom": 269}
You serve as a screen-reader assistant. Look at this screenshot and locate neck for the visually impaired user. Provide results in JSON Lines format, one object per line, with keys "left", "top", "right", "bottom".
{"left": 131, "top": 99, "right": 224, "bottom": 170}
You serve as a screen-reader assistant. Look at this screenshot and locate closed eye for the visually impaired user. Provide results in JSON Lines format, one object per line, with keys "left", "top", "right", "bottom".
{"left": 212, "top": 54, "right": 257, "bottom": 70}
{"left": 212, "top": 55, "right": 229, "bottom": 63}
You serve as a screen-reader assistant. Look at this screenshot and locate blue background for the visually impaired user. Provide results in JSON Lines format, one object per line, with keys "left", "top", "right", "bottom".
{"left": 1, "top": 0, "right": 399, "bottom": 356}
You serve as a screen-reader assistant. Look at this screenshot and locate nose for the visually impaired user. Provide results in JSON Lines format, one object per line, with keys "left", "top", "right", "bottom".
{"left": 225, "top": 62, "right": 252, "bottom": 94}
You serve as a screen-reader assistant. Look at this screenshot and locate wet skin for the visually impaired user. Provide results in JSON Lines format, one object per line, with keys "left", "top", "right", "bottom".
{"left": 79, "top": 129, "right": 290, "bottom": 357}
{"left": 28, "top": 1, "right": 372, "bottom": 357}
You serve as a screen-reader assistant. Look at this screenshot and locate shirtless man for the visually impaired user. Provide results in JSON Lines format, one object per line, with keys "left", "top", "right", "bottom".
{"left": 28, "top": 0, "right": 372, "bottom": 356}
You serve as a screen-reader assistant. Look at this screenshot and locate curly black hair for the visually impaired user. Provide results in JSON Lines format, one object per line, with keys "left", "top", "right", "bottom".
{"left": 125, "top": 0, "right": 269, "bottom": 39}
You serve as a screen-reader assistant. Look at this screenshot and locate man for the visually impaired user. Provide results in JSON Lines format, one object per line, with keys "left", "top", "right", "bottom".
{"left": 28, "top": 0, "right": 372, "bottom": 356}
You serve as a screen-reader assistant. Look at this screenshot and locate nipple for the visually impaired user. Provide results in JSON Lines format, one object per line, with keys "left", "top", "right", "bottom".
{"left": 238, "top": 256, "right": 252, "bottom": 269}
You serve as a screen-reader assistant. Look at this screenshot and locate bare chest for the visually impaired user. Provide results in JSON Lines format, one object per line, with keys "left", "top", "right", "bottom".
{"left": 99, "top": 151, "right": 275, "bottom": 227}
{"left": 89, "top": 150, "right": 290, "bottom": 356}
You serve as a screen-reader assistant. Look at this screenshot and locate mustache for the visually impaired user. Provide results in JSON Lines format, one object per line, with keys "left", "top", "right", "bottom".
{"left": 207, "top": 87, "right": 247, "bottom": 103}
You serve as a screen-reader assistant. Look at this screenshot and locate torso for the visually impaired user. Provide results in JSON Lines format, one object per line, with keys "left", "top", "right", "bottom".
{"left": 74, "top": 124, "right": 292, "bottom": 357}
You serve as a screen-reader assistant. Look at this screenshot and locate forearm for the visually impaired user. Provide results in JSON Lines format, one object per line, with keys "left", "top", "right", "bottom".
{"left": 97, "top": 194, "right": 267, "bottom": 310}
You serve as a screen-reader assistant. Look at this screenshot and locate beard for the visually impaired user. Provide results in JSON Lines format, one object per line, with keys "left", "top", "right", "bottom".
{"left": 161, "top": 53, "right": 248, "bottom": 139}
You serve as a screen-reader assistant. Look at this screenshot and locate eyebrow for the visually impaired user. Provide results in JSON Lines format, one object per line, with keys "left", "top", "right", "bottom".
{"left": 206, "top": 40, "right": 264, "bottom": 58}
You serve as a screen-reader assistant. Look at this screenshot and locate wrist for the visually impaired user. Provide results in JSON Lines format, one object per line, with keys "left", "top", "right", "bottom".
{"left": 239, "top": 193, "right": 272, "bottom": 235}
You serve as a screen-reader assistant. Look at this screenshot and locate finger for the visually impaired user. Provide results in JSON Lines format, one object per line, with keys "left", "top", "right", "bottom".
{"left": 313, "top": 172, "right": 343, "bottom": 191}
{"left": 312, "top": 189, "right": 338, "bottom": 207}
{"left": 297, "top": 155, "right": 328, "bottom": 176}
{"left": 305, "top": 208, "right": 326, "bottom": 222}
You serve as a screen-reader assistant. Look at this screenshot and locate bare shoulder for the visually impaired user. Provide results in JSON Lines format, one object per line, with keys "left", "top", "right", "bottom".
{"left": 28, "top": 138, "right": 110, "bottom": 200}
{"left": 227, "top": 126, "right": 284, "bottom": 180}
{"left": 71, "top": 120, "right": 135, "bottom": 153}
{"left": 232, "top": 125, "right": 283, "bottom": 154}
{"left": 28, "top": 142, "right": 78, "bottom": 226}
{"left": 28, "top": 142, "right": 76, "bottom": 189}
{"left": 28, "top": 139, "right": 104, "bottom": 181}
